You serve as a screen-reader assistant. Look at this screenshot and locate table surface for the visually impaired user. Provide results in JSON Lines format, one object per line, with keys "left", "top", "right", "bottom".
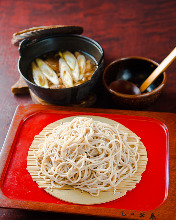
{"left": 0, "top": 0, "right": 175, "bottom": 219}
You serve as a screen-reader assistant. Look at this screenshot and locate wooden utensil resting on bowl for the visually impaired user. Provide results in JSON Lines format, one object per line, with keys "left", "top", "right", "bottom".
{"left": 140, "top": 47, "right": 176, "bottom": 92}
{"left": 109, "top": 47, "right": 176, "bottom": 95}
{"left": 103, "top": 57, "right": 167, "bottom": 109}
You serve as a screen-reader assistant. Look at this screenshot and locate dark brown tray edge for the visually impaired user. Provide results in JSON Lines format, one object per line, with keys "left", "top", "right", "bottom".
{"left": 0, "top": 105, "right": 23, "bottom": 177}
{"left": 0, "top": 104, "right": 175, "bottom": 219}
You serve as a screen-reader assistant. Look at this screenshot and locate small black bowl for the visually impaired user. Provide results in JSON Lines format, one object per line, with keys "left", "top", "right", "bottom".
{"left": 18, "top": 34, "right": 104, "bottom": 105}
{"left": 103, "top": 57, "right": 167, "bottom": 109}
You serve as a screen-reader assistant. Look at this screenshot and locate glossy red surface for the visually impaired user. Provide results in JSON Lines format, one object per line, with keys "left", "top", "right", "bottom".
{"left": 1, "top": 110, "right": 169, "bottom": 211}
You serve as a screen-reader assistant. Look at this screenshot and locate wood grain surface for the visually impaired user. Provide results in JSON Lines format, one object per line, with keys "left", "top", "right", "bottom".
{"left": 0, "top": 0, "right": 176, "bottom": 219}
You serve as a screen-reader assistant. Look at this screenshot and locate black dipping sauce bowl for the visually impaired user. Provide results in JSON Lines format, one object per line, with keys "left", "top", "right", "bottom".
{"left": 103, "top": 57, "right": 167, "bottom": 109}
{"left": 18, "top": 34, "right": 104, "bottom": 105}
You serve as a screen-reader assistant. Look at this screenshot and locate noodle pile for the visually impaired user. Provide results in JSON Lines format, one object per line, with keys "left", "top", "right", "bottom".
{"left": 34, "top": 117, "right": 140, "bottom": 196}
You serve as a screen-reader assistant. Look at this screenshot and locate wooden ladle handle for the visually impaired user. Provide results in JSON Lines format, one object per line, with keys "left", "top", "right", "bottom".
{"left": 140, "top": 47, "right": 176, "bottom": 93}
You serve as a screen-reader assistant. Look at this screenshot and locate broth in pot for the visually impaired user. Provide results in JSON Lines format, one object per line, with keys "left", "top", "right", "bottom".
{"left": 31, "top": 50, "right": 98, "bottom": 89}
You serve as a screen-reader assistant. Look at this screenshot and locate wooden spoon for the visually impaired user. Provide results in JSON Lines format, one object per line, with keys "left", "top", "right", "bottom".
{"left": 109, "top": 47, "right": 176, "bottom": 95}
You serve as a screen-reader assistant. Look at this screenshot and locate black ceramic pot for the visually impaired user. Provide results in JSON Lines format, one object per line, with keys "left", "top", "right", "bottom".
{"left": 18, "top": 34, "right": 104, "bottom": 105}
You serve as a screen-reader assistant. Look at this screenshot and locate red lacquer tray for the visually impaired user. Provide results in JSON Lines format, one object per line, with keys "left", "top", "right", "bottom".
{"left": 0, "top": 104, "right": 169, "bottom": 219}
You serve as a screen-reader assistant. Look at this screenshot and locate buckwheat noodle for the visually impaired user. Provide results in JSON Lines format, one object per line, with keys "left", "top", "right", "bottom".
{"left": 34, "top": 117, "right": 140, "bottom": 196}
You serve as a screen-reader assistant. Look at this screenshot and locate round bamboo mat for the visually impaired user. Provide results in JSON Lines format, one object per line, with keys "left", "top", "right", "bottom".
{"left": 27, "top": 116, "right": 148, "bottom": 205}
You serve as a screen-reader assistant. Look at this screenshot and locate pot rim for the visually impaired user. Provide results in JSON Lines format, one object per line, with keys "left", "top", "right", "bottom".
{"left": 18, "top": 34, "right": 104, "bottom": 91}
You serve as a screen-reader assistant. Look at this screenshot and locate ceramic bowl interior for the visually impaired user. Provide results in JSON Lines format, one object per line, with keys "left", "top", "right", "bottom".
{"left": 104, "top": 57, "right": 164, "bottom": 92}
{"left": 18, "top": 34, "right": 104, "bottom": 105}
{"left": 103, "top": 57, "right": 167, "bottom": 108}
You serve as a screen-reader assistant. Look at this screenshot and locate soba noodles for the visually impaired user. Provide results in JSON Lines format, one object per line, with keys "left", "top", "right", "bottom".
{"left": 34, "top": 117, "right": 140, "bottom": 196}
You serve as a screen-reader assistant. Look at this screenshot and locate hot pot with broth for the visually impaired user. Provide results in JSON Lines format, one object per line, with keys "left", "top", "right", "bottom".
{"left": 13, "top": 25, "right": 104, "bottom": 105}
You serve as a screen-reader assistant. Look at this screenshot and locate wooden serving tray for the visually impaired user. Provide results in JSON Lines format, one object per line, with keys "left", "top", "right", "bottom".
{"left": 0, "top": 104, "right": 175, "bottom": 219}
